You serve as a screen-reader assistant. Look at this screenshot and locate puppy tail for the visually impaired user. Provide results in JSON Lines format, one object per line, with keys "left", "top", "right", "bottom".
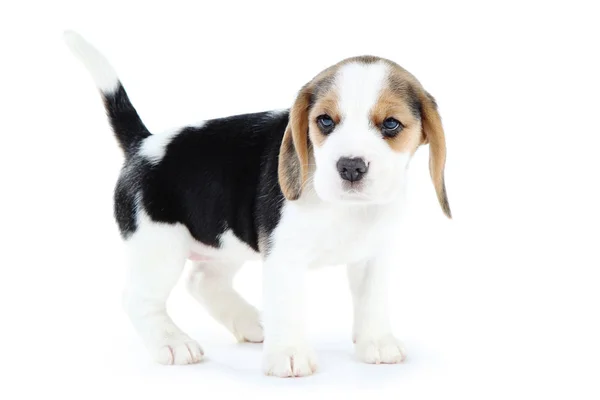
{"left": 63, "top": 30, "right": 150, "bottom": 157}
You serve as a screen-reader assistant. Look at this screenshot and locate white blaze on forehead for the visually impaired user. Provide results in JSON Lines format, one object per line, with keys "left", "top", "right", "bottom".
{"left": 335, "top": 61, "right": 389, "bottom": 121}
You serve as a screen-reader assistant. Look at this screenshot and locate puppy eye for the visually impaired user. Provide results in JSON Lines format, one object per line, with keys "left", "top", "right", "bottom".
{"left": 381, "top": 117, "right": 403, "bottom": 137}
{"left": 382, "top": 118, "right": 400, "bottom": 130}
{"left": 317, "top": 114, "right": 335, "bottom": 133}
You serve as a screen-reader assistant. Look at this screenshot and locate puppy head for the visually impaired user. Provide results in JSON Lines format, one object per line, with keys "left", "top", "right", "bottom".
{"left": 278, "top": 56, "right": 451, "bottom": 218}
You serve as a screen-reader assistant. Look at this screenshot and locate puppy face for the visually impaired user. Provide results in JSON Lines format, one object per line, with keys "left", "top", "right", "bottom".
{"left": 308, "top": 61, "right": 423, "bottom": 204}
{"left": 279, "top": 56, "right": 451, "bottom": 217}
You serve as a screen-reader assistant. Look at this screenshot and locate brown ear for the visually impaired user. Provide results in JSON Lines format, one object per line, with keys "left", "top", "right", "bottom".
{"left": 420, "top": 91, "right": 452, "bottom": 218}
{"left": 278, "top": 86, "right": 312, "bottom": 200}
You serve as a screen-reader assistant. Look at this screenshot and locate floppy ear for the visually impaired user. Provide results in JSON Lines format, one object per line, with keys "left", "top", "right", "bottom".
{"left": 420, "top": 91, "right": 452, "bottom": 218}
{"left": 278, "top": 86, "right": 312, "bottom": 200}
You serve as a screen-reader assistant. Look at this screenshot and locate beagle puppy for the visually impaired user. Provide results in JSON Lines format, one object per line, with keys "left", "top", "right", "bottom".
{"left": 64, "top": 31, "right": 451, "bottom": 378}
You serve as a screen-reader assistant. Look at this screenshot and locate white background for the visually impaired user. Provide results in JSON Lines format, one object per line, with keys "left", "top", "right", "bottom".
{"left": 1, "top": 0, "right": 599, "bottom": 398}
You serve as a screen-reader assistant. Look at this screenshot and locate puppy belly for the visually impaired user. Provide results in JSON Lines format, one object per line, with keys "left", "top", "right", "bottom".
{"left": 188, "top": 253, "right": 213, "bottom": 262}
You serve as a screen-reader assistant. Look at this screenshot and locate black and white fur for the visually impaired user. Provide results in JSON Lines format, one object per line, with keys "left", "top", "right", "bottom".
{"left": 64, "top": 31, "right": 447, "bottom": 377}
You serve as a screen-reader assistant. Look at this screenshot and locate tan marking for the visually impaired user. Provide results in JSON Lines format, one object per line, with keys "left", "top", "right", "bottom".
{"left": 278, "top": 92, "right": 309, "bottom": 200}
{"left": 278, "top": 66, "right": 339, "bottom": 200}
{"left": 371, "top": 87, "right": 422, "bottom": 155}
{"left": 308, "top": 90, "right": 340, "bottom": 148}
{"left": 419, "top": 90, "right": 452, "bottom": 218}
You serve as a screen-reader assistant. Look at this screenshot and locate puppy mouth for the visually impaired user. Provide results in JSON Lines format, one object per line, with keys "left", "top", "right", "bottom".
{"left": 338, "top": 181, "right": 374, "bottom": 202}
{"left": 341, "top": 179, "right": 364, "bottom": 190}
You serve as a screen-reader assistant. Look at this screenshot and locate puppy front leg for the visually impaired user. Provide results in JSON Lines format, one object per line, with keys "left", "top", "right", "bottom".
{"left": 347, "top": 258, "right": 406, "bottom": 364}
{"left": 262, "top": 256, "right": 317, "bottom": 377}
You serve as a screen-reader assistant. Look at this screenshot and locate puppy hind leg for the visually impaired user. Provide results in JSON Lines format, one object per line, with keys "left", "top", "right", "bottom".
{"left": 186, "top": 260, "right": 264, "bottom": 343}
{"left": 122, "top": 215, "right": 203, "bottom": 365}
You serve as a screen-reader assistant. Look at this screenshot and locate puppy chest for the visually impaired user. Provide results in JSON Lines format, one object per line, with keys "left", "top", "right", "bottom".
{"left": 274, "top": 205, "right": 393, "bottom": 265}
{"left": 311, "top": 223, "right": 380, "bottom": 265}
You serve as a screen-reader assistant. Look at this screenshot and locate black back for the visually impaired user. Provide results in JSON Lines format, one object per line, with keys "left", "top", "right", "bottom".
{"left": 114, "top": 111, "right": 289, "bottom": 253}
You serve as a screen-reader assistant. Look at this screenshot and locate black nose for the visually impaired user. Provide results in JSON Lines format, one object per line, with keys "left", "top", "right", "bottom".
{"left": 336, "top": 157, "right": 368, "bottom": 182}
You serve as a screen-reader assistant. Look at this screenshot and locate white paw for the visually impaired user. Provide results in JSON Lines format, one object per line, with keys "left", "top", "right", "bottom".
{"left": 232, "top": 308, "right": 264, "bottom": 343}
{"left": 263, "top": 344, "right": 318, "bottom": 377}
{"left": 355, "top": 334, "right": 406, "bottom": 364}
{"left": 150, "top": 335, "right": 204, "bottom": 365}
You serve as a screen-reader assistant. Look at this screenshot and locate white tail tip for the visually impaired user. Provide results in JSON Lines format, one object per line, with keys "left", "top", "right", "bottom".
{"left": 63, "top": 30, "right": 120, "bottom": 94}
